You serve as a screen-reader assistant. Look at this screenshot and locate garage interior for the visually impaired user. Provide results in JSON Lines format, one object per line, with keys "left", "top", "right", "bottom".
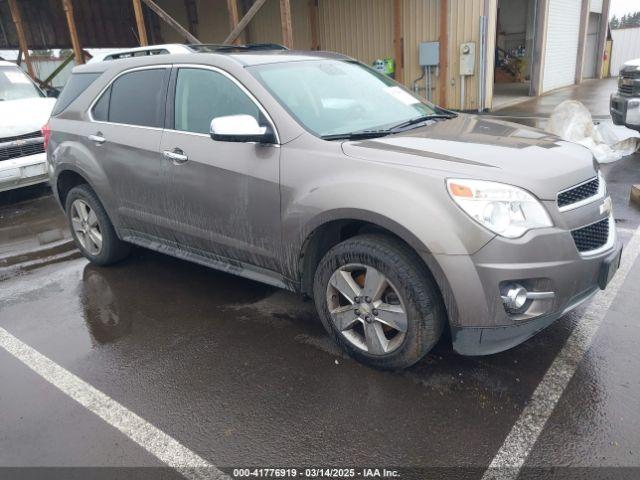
{"left": 493, "top": 0, "right": 537, "bottom": 109}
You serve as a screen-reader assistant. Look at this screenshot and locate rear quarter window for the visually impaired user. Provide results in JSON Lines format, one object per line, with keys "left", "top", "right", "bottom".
{"left": 52, "top": 72, "right": 101, "bottom": 116}
{"left": 104, "top": 68, "right": 168, "bottom": 128}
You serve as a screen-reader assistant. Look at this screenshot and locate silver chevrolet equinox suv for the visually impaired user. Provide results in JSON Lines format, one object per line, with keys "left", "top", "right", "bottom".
{"left": 46, "top": 49, "right": 623, "bottom": 369}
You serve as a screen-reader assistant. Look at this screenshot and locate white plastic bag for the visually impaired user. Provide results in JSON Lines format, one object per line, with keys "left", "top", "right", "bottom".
{"left": 546, "top": 100, "right": 639, "bottom": 163}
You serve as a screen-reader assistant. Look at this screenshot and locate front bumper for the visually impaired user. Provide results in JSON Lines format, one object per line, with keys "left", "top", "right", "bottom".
{"left": 0, "top": 152, "right": 48, "bottom": 193}
{"left": 431, "top": 212, "right": 623, "bottom": 356}
{"left": 610, "top": 93, "right": 640, "bottom": 132}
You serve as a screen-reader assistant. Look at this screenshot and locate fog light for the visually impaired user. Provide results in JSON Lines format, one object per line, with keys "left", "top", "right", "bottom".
{"left": 502, "top": 284, "right": 528, "bottom": 310}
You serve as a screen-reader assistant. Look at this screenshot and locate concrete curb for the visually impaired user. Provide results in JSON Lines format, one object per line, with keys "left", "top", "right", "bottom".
{"left": 0, "top": 239, "right": 77, "bottom": 269}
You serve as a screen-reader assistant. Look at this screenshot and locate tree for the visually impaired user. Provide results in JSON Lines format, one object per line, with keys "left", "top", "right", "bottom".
{"left": 611, "top": 11, "right": 640, "bottom": 29}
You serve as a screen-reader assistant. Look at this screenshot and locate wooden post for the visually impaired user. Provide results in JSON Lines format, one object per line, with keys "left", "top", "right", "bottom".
{"left": 308, "top": 0, "right": 319, "bottom": 50}
{"left": 140, "top": 0, "right": 201, "bottom": 44}
{"left": 439, "top": 0, "right": 448, "bottom": 107}
{"left": 596, "top": 0, "right": 612, "bottom": 79}
{"left": 575, "top": 0, "right": 589, "bottom": 84}
{"left": 279, "top": 0, "right": 293, "bottom": 49}
{"left": 7, "top": 0, "right": 34, "bottom": 78}
{"left": 62, "top": 0, "right": 84, "bottom": 65}
{"left": 530, "top": 0, "right": 549, "bottom": 96}
{"left": 226, "top": 0, "right": 241, "bottom": 44}
{"left": 393, "top": 0, "right": 403, "bottom": 83}
{"left": 224, "top": 0, "right": 268, "bottom": 45}
{"left": 132, "top": 0, "right": 149, "bottom": 46}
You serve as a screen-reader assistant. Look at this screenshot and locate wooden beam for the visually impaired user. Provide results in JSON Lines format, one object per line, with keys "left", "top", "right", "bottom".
{"left": 224, "top": 0, "right": 268, "bottom": 45}
{"left": 140, "top": 0, "right": 201, "bottom": 44}
{"left": 438, "top": 0, "right": 448, "bottom": 107}
{"left": 279, "top": 0, "right": 293, "bottom": 49}
{"left": 7, "top": 0, "right": 34, "bottom": 78}
{"left": 132, "top": 0, "right": 149, "bottom": 46}
{"left": 226, "top": 0, "right": 241, "bottom": 45}
{"left": 393, "top": 0, "right": 403, "bottom": 83}
{"left": 61, "top": 0, "right": 84, "bottom": 65}
{"left": 41, "top": 52, "right": 75, "bottom": 87}
{"left": 308, "top": 0, "right": 319, "bottom": 50}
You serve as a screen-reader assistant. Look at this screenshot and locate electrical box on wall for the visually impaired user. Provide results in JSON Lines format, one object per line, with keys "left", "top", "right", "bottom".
{"left": 459, "top": 42, "right": 476, "bottom": 76}
{"left": 419, "top": 42, "right": 439, "bottom": 67}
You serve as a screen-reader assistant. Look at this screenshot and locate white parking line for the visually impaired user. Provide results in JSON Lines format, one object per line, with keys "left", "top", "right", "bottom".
{"left": 0, "top": 326, "right": 230, "bottom": 480}
{"left": 482, "top": 225, "right": 640, "bottom": 480}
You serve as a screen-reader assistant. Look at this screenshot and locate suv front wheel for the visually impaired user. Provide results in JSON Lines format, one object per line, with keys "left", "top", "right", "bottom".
{"left": 313, "top": 234, "right": 445, "bottom": 370}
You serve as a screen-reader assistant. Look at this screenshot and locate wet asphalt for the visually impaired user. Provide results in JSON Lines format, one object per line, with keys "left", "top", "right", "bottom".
{"left": 2, "top": 81, "right": 640, "bottom": 479}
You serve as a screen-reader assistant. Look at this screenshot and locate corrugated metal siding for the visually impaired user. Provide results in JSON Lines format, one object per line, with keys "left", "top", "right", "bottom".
{"left": 610, "top": 27, "right": 640, "bottom": 76}
{"left": 248, "top": 0, "right": 311, "bottom": 49}
{"left": 542, "top": 0, "right": 582, "bottom": 92}
{"left": 317, "top": 0, "right": 394, "bottom": 66}
{"left": 590, "top": 0, "right": 603, "bottom": 14}
{"left": 447, "top": 0, "right": 483, "bottom": 109}
{"left": 402, "top": 0, "right": 439, "bottom": 102}
{"left": 196, "top": 0, "right": 238, "bottom": 43}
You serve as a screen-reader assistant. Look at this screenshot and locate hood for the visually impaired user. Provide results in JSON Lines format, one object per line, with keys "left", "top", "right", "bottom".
{"left": 0, "top": 97, "right": 56, "bottom": 138}
{"left": 623, "top": 59, "right": 640, "bottom": 68}
{"left": 341, "top": 115, "right": 596, "bottom": 200}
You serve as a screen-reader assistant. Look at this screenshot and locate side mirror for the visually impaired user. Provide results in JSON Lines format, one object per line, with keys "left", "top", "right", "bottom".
{"left": 210, "top": 115, "right": 276, "bottom": 144}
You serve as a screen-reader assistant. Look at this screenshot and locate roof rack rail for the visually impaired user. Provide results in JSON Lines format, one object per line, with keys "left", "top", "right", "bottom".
{"left": 187, "top": 43, "right": 289, "bottom": 53}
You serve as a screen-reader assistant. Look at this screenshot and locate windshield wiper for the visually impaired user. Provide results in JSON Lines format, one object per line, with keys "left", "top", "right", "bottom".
{"left": 388, "top": 113, "right": 457, "bottom": 132}
{"left": 321, "top": 111, "right": 458, "bottom": 141}
{"left": 321, "top": 130, "right": 393, "bottom": 141}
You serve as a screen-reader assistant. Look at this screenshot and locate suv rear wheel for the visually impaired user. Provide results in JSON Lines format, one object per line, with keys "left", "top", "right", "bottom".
{"left": 313, "top": 234, "right": 445, "bottom": 370}
{"left": 65, "top": 184, "right": 130, "bottom": 266}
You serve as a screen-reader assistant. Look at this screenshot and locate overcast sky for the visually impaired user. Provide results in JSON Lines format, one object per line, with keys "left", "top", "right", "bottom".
{"left": 610, "top": 0, "right": 640, "bottom": 19}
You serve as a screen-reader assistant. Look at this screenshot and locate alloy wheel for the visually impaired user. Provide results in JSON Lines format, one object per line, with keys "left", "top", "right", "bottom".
{"left": 70, "top": 199, "right": 103, "bottom": 255}
{"left": 326, "top": 263, "right": 408, "bottom": 355}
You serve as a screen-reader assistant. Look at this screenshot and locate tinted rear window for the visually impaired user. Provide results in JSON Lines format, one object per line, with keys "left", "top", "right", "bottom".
{"left": 108, "top": 69, "right": 167, "bottom": 128}
{"left": 52, "top": 72, "right": 101, "bottom": 116}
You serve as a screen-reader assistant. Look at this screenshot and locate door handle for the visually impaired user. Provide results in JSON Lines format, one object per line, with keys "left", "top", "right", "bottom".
{"left": 88, "top": 133, "right": 106, "bottom": 144}
{"left": 163, "top": 149, "right": 189, "bottom": 164}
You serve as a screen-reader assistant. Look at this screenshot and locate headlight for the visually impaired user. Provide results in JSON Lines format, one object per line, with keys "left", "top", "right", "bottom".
{"left": 446, "top": 179, "right": 553, "bottom": 238}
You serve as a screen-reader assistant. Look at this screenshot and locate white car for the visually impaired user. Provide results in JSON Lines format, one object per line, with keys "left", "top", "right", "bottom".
{"left": 0, "top": 60, "right": 55, "bottom": 192}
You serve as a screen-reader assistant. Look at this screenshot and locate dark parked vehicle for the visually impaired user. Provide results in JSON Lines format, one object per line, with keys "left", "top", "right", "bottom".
{"left": 611, "top": 59, "right": 640, "bottom": 132}
{"left": 47, "top": 49, "right": 622, "bottom": 369}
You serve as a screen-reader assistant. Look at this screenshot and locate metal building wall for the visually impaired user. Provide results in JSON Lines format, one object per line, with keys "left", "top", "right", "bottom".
{"left": 317, "top": 0, "right": 394, "bottom": 67}
{"left": 402, "top": 0, "right": 440, "bottom": 103}
{"left": 247, "top": 0, "right": 312, "bottom": 49}
{"left": 610, "top": 27, "right": 640, "bottom": 76}
{"left": 446, "top": 0, "right": 484, "bottom": 110}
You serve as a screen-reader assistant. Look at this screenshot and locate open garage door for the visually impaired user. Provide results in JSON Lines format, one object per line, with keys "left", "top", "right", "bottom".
{"left": 542, "top": 0, "right": 582, "bottom": 93}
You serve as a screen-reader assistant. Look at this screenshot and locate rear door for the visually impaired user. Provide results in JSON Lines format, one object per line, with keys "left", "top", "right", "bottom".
{"left": 158, "top": 65, "right": 282, "bottom": 272}
{"left": 89, "top": 66, "right": 171, "bottom": 239}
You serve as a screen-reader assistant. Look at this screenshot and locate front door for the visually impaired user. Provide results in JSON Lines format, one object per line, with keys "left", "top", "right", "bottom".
{"left": 159, "top": 66, "right": 282, "bottom": 273}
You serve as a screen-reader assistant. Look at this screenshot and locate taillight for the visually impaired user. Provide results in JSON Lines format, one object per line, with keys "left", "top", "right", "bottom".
{"left": 41, "top": 122, "right": 51, "bottom": 151}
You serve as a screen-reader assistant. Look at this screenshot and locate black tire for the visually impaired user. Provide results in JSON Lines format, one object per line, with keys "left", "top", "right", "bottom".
{"left": 65, "top": 184, "right": 130, "bottom": 266}
{"left": 313, "top": 234, "right": 445, "bottom": 370}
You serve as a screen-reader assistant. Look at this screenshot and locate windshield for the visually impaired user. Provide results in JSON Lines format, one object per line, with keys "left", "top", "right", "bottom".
{"left": 0, "top": 66, "right": 44, "bottom": 101}
{"left": 249, "top": 60, "right": 438, "bottom": 138}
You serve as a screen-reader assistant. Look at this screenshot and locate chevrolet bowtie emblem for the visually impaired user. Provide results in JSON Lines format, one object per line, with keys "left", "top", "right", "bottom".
{"left": 600, "top": 197, "right": 612, "bottom": 215}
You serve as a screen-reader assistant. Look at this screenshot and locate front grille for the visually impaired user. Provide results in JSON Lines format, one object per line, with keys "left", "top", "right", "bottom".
{"left": 0, "top": 131, "right": 42, "bottom": 143}
{"left": 619, "top": 84, "right": 634, "bottom": 96}
{"left": 557, "top": 177, "right": 600, "bottom": 209}
{"left": 571, "top": 218, "right": 610, "bottom": 253}
{"left": 0, "top": 131, "right": 45, "bottom": 162}
{"left": 621, "top": 70, "right": 640, "bottom": 80}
